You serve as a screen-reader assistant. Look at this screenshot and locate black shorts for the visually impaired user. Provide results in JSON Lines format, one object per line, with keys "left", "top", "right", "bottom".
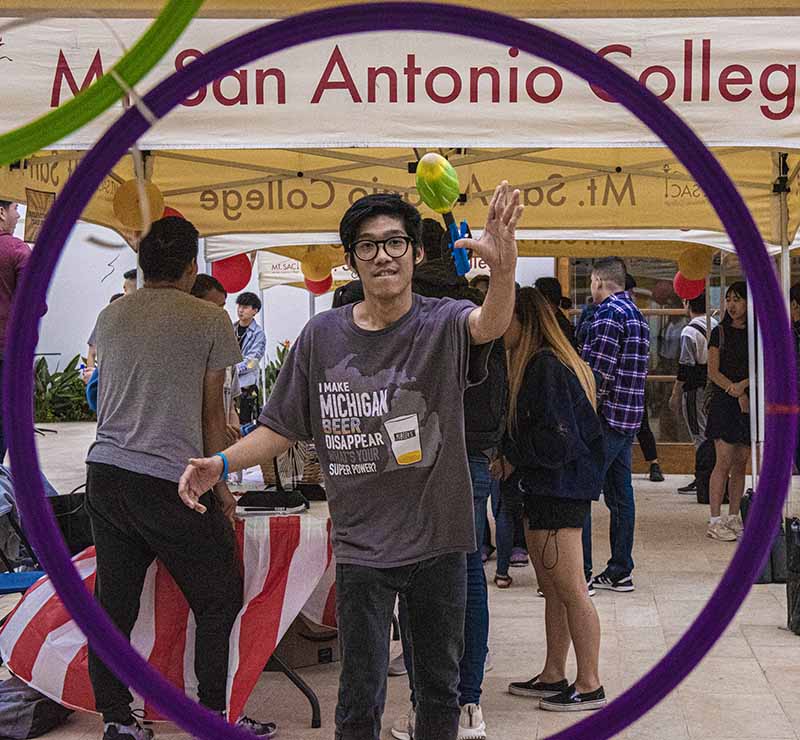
{"left": 523, "top": 493, "right": 590, "bottom": 531}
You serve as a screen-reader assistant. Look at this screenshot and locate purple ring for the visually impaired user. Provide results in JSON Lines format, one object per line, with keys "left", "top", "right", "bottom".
{"left": 4, "top": 4, "right": 796, "bottom": 739}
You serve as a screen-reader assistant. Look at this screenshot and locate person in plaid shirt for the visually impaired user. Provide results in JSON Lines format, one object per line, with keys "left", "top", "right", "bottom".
{"left": 579, "top": 257, "right": 650, "bottom": 593}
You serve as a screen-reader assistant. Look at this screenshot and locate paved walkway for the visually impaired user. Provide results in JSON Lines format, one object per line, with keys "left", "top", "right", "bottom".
{"left": 4, "top": 423, "right": 800, "bottom": 739}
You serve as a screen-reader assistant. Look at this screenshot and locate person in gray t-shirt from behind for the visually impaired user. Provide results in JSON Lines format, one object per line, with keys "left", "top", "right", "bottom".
{"left": 85, "top": 217, "right": 275, "bottom": 740}
{"left": 179, "top": 185, "right": 523, "bottom": 740}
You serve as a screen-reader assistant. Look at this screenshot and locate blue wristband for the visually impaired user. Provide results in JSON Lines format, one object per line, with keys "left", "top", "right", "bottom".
{"left": 214, "top": 452, "right": 229, "bottom": 481}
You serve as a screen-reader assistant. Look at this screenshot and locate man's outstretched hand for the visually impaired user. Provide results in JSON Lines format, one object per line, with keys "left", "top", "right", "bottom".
{"left": 178, "top": 456, "right": 224, "bottom": 513}
{"left": 455, "top": 181, "right": 522, "bottom": 277}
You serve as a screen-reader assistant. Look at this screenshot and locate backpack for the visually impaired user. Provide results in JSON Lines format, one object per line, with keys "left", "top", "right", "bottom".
{"left": 464, "top": 339, "right": 508, "bottom": 455}
{"left": 0, "top": 469, "right": 93, "bottom": 560}
{"left": 0, "top": 676, "right": 72, "bottom": 738}
{"left": 679, "top": 320, "right": 709, "bottom": 391}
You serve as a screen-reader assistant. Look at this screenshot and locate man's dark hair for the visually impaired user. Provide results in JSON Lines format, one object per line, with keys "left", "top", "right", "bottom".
{"left": 535, "top": 277, "right": 572, "bottom": 310}
{"left": 791, "top": 283, "right": 800, "bottom": 307}
{"left": 338, "top": 193, "right": 422, "bottom": 257}
{"left": 332, "top": 280, "right": 365, "bottom": 308}
{"left": 624, "top": 273, "right": 636, "bottom": 292}
{"left": 236, "top": 291, "right": 262, "bottom": 311}
{"left": 0, "top": 200, "right": 11, "bottom": 209}
{"left": 138, "top": 217, "right": 199, "bottom": 283}
{"left": 123, "top": 269, "right": 137, "bottom": 281}
{"left": 421, "top": 218, "right": 446, "bottom": 262}
{"left": 688, "top": 294, "right": 706, "bottom": 314}
{"left": 109, "top": 293, "right": 124, "bottom": 303}
{"left": 191, "top": 273, "right": 227, "bottom": 299}
{"left": 470, "top": 275, "right": 490, "bottom": 289}
{"left": 592, "top": 257, "right": 627, "bottom": 290}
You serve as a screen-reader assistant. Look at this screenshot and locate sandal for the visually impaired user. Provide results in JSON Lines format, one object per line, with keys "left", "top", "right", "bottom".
{"left": 494, "top": 573, "right": 513, "bottom": 589}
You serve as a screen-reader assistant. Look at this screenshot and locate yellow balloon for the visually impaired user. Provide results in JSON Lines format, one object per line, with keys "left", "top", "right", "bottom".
{"left": 301, "top": 249, "right": 333, "bottom": 281}
{"left": 112, "top": 179, "right": 165, "bottom": 230}
{"left": 677, "top": 247, "right": 713, "bottom": 281}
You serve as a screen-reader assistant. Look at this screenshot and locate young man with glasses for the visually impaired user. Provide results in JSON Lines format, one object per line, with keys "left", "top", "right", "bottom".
{"left": 179, "top": 184, "right": 522, "bottom": 740}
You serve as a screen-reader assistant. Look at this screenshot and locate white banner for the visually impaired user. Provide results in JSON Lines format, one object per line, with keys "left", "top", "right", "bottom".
{"left": 255, "top": 250, "right": 352, "bottom": 290}
{"left": 1, "top": 17, "right": 798, "bottom": 148}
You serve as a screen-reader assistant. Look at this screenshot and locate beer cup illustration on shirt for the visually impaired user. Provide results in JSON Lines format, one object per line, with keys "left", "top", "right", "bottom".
{"left": 384, "top": 413, "right": 423, "bottom": 465}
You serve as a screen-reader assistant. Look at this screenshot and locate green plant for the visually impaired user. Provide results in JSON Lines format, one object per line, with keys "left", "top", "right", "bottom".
{"left": 263, "top": 341, "right": 291, "bottom": 400}
{"left": 34, "top": 354, "right": 95, "bottom": 422}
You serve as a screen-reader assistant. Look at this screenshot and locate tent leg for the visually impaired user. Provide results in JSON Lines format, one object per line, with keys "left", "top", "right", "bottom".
{"left": 309, "top": 292, "right": 316, "bottom": 319}
{"left": 747, "top": 294, "right": 759, "bottom": 492}
{"left": 259, "top": 287, "right": 267, "bottom": 391}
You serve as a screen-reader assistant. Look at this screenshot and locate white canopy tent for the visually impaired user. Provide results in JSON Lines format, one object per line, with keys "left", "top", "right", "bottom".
{"left": 0, "top": 7, "right": 797, "bottom": 487}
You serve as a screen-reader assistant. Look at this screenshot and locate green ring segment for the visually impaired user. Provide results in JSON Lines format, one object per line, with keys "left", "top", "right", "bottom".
{"left": 0, "top": 0, "right": 203, "bottom": 166}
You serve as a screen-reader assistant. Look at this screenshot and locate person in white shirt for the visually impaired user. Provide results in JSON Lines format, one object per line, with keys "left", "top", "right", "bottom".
{"left": 670, "top": 294, "right": 718, "bottom": 493}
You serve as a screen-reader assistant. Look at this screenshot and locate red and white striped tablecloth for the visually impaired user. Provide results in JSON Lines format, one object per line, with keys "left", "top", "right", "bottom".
{"left": 0, "top": 514, "right": 336, "bottom": 723}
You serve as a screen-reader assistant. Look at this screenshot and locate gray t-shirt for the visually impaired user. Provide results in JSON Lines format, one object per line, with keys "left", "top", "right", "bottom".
{"left": 259, "top": 294, "right": 482, "bottom": 568}
{"left": 87, "top": 288, "right": 242, "bottom": 482}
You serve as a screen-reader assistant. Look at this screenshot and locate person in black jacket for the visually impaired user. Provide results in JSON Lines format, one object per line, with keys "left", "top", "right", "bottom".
{"left": 390, "top": 222, "right": 508, "bottom": 740}
{"left": 502, "top": 287, "right": 607, "bottom": 713}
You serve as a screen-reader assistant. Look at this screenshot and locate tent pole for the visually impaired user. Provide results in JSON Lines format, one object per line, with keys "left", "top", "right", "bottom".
{"left": 259, "top": 287, "right": 267, "bottom": 392}
{"left": 747, "top": 295, "right": 758, "bottom": 492}
{"left": 776, "top": 152, "right": 793, "bottom": 517}
{"left": 309, "top": 291, "right": 316, "bottom": 319}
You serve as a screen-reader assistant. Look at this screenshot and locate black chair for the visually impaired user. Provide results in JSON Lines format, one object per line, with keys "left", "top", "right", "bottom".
{"left": 0, "top": 497, "right": 46, "bottom": 642}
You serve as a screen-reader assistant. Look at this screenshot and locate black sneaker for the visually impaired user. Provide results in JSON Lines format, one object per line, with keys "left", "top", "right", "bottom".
{"left": 648, "top": 463, "right": 665, "bottom": 482}
{"left": 236, "top": 715, "right": 277, "bottom": 737}
{"left": 103, "top": 721, "right": 154, "bottom": 740}
{"left": 591, "top": 573, "right": 634, "bottom": 592}
{"left": 677, "top": 479, "right": 697, "bottom": 494}
{"left": 508, "top": 675, "right": 569, "bottom": 698}
{"left": 540, "top": 684, "right": 607, "bottom": 712}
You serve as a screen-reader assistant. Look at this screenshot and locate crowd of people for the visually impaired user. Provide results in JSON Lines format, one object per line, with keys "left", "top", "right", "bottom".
{"left": 0, "top": 187, "right": 770, "bottom": 740}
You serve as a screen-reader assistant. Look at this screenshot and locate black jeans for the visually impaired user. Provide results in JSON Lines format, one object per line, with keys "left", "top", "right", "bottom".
{"left": 237, "top": 385, "right": 260, "bottom": 425}
{"left": 636, "top": 403, "right": 658, "bottom": 463}
{"left": 335, "top": 553, "right": 466, "bottom": 740}
{"left": 86, "top": 463, "right": 242, "bottom": 723}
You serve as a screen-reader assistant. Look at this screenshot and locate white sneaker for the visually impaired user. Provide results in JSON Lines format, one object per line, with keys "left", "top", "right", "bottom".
{"left": 390, "top": 705, "right": 414, "bottom": 740}
{"left": 706, "top": 520, "right": 737, "bottom": 541}
{"left": 457, "top": 703, "right": 486, "bottom": 740}
{"left": 725, "top": 513, "right": 744, "bottom": 538}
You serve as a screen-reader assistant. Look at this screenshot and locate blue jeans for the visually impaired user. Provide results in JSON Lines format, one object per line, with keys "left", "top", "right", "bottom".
{"left": 458, "top": 455, "right": 494, "bottom": 705}
{"left": 582, "top": 421, "right": 636, "bottom": 580}
{"left": 402, "top": 455, "right": 494, "bottom": 708}
{"left": 337, "top": 554, "right": 466, "bottom": 740}
{"left": 494, "top": 475, "right": 526, "bottom": 576}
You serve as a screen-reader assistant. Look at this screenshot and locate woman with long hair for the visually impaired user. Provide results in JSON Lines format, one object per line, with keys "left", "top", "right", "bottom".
{"left": 705, "top": 281, "right": 750, "bottom": 541}
{"left": 502, "top": 287, "right": 607, "bottom": 712}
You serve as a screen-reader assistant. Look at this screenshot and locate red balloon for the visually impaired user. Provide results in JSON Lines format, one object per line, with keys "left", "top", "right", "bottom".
{"left": 162, "top": 206, "right": 184, "bottom": 219}
{"left": 211, "top": 254, "right": 252, "bottom": 293}
{"left": 304, "top": 274, "right": 333, "bottom": 295}
{"left": 673, "top": 271, "right": 705, "bottom": 300}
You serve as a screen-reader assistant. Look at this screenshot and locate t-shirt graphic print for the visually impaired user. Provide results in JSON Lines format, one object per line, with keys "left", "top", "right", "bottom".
{"left": 260, "top": 295, "right": 482, "bottom": 568}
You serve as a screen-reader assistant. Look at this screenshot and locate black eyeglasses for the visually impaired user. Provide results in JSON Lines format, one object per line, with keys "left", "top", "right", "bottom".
{"left": 350, "top": 236, "right": 414, "bottom": 262}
